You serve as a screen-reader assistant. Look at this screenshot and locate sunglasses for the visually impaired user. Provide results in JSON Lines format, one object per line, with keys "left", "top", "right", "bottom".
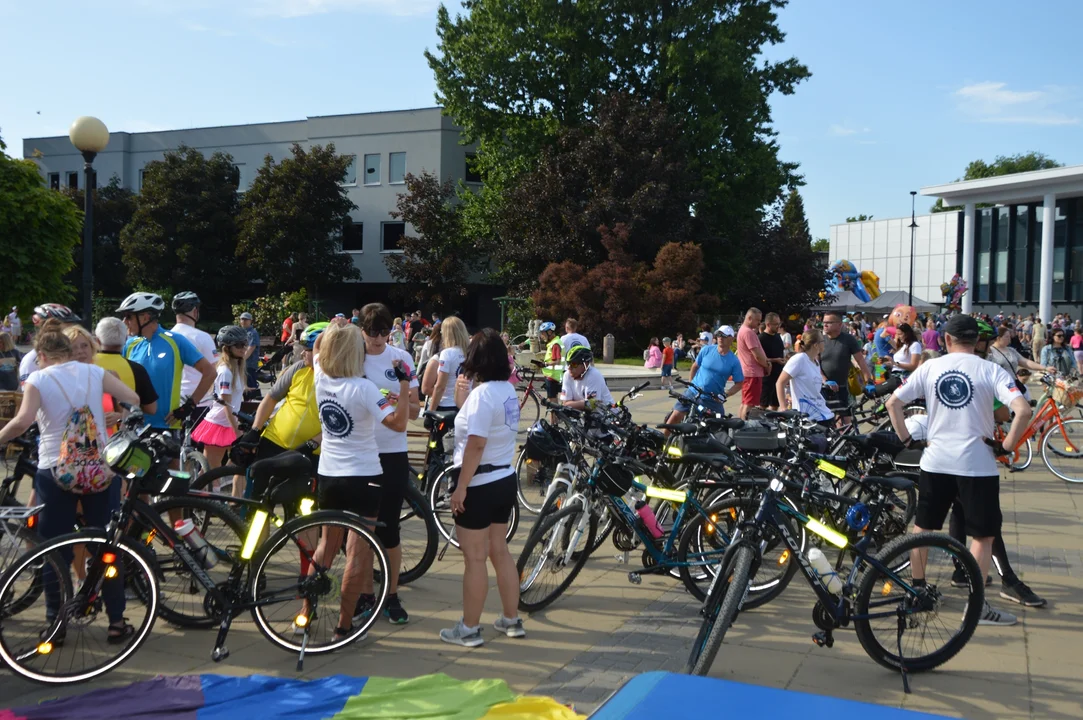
{"left": 364, "top": 328, "right": 391, "bottom": 337}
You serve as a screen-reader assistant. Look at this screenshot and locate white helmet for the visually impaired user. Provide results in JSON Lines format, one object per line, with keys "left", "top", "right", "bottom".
{"left": 116, "top": 292, "right": 165, "bottom": 316}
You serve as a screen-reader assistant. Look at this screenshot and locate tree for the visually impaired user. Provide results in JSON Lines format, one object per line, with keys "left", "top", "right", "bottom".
{"left": 385, "top": 171, "right": 478, "bottom": 308}
{"left": 0, "top": 132, "right": 83, "bottom": 317}
{"left": 429, "top": 0, "right": 810, "bottom": 261}
{"left": 120, "top": 146, "right": 243, "bottom": 312}
{"left": 61, "top": 175, "right": 137, "bottom": 300}
{"left": 237, "top": 143, "right": 360, "bottom": 294}
{"left": 781, "top": 189, "right": 811, "bottom": 245}
{"left": 811, "top": 238, "right": 830, "bottom": 252}
{"left": 931, "top": 152, "right": 1061, "bottom": 212}
{"left": 846, "top": 214, "right": 873, "bottom": 222}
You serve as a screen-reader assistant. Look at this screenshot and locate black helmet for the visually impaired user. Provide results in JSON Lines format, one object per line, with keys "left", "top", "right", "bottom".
{"left": 172, "top": 291, "right": 201, "bottom": 314}
{"left": 524, "top": 419, "right": 571, "bottom": 461}
{"left": 216, "top": 324, "right": 249, "bottom": 348}
{"left": 566, "top": 345, "right": 593, "bottom": 365}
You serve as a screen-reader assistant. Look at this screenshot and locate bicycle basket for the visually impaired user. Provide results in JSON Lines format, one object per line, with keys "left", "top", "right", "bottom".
{"left": 596, "top": 462, "right": 636, "bottom": 496}
{"left": 103, "top": 433, "right": 153, "bottom": 479}
{"left": 524, "top": 419, "right": 570, "bottom": 461}
{"left": 1053, "top": 378, "right": 1083, "bottom": 407}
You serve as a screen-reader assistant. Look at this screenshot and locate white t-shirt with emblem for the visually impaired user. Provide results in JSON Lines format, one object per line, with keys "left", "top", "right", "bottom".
{"left": 171, "top": 323, "right": 218, "bottom": 407}
{"left": 362, "top": 345, "right": 418, "bottom": 454}
{"left": 453, "top": 381, "right": 520, "bottom": 487}
{"left": 435, "top": 346, "right": 465, "bottom": 408}
{"left": 314, "top": 362, "right": 393, "bottom": 477}
{"left": 892, "top": 352, "right": 1020, "bottom": 477}
{"left": 560, "top": 365, "right": 614, "bottom": 407}
{"left": 203, "top": 365, "right": 242, "bottom": 428}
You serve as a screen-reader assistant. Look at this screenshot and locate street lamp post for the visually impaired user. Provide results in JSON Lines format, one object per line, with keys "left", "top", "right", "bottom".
{"left": 908, "top": 190, "right": 918, "bottom": 307}
{"left": 68, "top": 116, "right": 110, "bottom": 330}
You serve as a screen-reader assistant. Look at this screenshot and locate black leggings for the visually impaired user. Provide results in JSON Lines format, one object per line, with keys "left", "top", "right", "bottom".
{"left": 375, "top": 452, "right": 409, "bottom": 549}
{"left": 948, "top": 499, "right": 1018, "bottom": 584}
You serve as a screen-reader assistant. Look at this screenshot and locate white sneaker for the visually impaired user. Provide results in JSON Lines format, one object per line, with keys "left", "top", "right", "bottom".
{"left": 978, "top": 600, "right": 1018, "bottom": 626}
{"left": 440, "top": 620, "right": 484, "bottom": 647}
{"left": 494, "top": 615, "right": 526, "bottom": 638}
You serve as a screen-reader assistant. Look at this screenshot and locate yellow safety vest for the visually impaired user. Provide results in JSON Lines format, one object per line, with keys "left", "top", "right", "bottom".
{"left": 542, "top": 337, "right": 564, "bottom": 382}
{"left": 263, "top": 365, "right": 321, "bottom": 451}
{"left": 95, "top": 352, "right": 136, "bottom": 393}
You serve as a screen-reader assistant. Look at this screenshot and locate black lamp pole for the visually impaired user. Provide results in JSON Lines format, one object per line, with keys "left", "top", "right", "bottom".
{"left": 81, "top": 152, "right": 97, "bottom": 330}
{"left": 908, "top": 190, "right": 917, "bottom": 307}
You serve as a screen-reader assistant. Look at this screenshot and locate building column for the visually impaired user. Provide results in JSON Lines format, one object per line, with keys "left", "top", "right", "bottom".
{"left": 962, "top": 202, "right": 975, "bottom": 314}
{"left": 1039, "top": 193, "right": 1056, "bottom": 323}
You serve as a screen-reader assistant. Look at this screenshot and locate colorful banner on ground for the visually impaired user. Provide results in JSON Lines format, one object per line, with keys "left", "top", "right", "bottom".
{"left": 0, "top": 672, "right": 585, "bottom": 720}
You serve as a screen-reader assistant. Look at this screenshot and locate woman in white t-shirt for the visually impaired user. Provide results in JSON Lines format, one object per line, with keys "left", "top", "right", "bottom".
{"left": 886, "top": 323, "right": 922, "bottom": 375}
{"left": 0, "top": 319, "right": 139, "bottom": 640}
{"left": 191, "top": 326, "right": 249, "bottom": 496}
{"left": 775, "top": 329, "right": 834, "bottom": 424}
{"left": 309, "top": 322, "right": 411, "bottom": 639}
{"left": 423, "top": 316, "right": 469, "bottom": 411}
{"left": 440, "top": 328, "right": 525, "bottom": 647}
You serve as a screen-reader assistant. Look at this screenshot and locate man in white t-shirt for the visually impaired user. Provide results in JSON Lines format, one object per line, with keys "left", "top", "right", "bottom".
{"left": 18, "top": 303, "right": 82, "bottom": 384}
{"left": 560, "top": 345, "right": 614, "bottom": 411}
{"left": 170, "top": 292, "right": 218, "bottom": 410}
{"left": 560, "top": 318, "right": 590, "bottom": 356}
{"left": 887, "top": 314, "right": 1030, "bottom": 626}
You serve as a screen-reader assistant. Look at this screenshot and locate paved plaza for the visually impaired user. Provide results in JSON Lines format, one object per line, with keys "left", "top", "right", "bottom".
{"left": 3, "top": 384, "right": 1083, "bottom": 719}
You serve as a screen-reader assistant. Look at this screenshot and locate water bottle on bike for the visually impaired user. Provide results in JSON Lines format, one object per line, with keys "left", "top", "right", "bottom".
{"left": 174, "top": 518, "right": 218, "bottom": 569}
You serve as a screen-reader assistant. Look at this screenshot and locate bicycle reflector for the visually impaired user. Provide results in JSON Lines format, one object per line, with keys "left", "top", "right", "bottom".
{"left": 299, "top": 498, "right": 315, "bottom": 516}
{"left": 241, "top": 510, "right": 269, "bottom": 560}
{"left": 101, "top": 552, "right": 117, "bottom": 564}
{"left": 816, "top": 459, "right": 846, "bottom": 479}
{"left": 806, "top": 518, "right": 847, "bottom": 549}
{"left": 666, "top": 446, "right": 682, "bottom": 458}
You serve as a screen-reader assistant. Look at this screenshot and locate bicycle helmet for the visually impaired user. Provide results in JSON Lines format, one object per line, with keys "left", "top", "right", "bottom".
{"left": 116, "top": 292, "right": 165, "bottom": 316}
{"left": 566, "top": 345, "right": 593, "bottom": 365}
{"left": 216, "top": 324, "right": 248, "bottom": 348}
{"left": 32, "top": 303, "right": 81, "bottom": 323}
{"left": 976, "top": 319, "right": 995, "bottom": 341}
{"left": 524, "top": 419, "right": 571, "bottom": 461}
{"left": 172, "top": 291, "right": 201, "bottom": 314}
{"left": 301, "top": 321, "right": 329, "bottom": 350}
{"left": 539, "top": 321, "right": 556, "bottom": 333}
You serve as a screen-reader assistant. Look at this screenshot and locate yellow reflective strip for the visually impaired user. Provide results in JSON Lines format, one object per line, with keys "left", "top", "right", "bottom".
{"left": 299, "top": 498, "right": 315, "bottom": 516}
{"left": 645, "top": 486, "right": 686, "bottom": 503}
{"left": 806, "top": 518, "right": 847, "bottom": 548}
{"left": 666, "top": 445, "right": 683, "bottom": 457}
{"left": 241, "top": 510, "right": 268, "bottom": 559}
{"left": 816, "top": 459, "right": 846, "bottom": 479}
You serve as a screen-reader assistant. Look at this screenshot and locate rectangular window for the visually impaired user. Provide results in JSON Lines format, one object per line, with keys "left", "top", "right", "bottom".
{"left": 66, "top": 171, "right": 78, "bottom": 190}
{"left": 1054, "top": 203, "right": 1068, "bottom": 301}
{"left": 364, "top": 154, "right": 380, "bottom": 186}
{"left": 465, "top": 153, "right": 482, "bottom": 183}
{"left": 995, "top": 208, "right": 1009, "bottom": 302}
{"left": 1013, "top": 206, "right": 1028, "bottom": 302}
{"left": 342, "top": 156, "right": 357, "bottom": 185}
{"left": 341, "top": 221, "right": 363, "bottom": 252}
{"left": 381, "top": 221, "right": 405, "bottom": 252}
{"left": 977, "top": 208, "right": 992, "bottom": 302}
{"left": 48, "top": 173, "right": 60, "bottom": 190}
{"left": 1073, "top": 198, "right": 1083, "bottom": 302}
{"left": 389, "top": 152, "right": 406, "bottom": 184}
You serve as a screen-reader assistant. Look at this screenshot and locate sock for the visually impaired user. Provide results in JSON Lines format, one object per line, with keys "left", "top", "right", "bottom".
{"left": 501, "top": 615, "right": 517, "bottom": 624}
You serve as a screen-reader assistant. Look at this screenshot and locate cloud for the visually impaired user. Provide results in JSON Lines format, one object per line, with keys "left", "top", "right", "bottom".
{"left": 829, "top": 124, "right": 870, "bottom": 137}
{"left": 954, "top": 82, "right": 1079, "bottom": 126}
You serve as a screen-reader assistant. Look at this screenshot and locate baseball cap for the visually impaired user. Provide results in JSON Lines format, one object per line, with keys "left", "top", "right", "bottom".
{"left": 335, "top": 313, "right": 346, "bottom": 318}
{"left": 714, "top": 325, "right": 736, "bottom": 338}
{"left": 698, "top": 331, "right": 711, "bottom": 342}
{"left": 944, "top": 314, "right": 979, "bottom": 341}
{"left": 239, "top": 312, "right": 253, "bottom": 320}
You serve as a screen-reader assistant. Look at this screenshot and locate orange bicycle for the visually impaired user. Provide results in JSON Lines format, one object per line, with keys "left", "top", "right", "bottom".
{"left": 994, "top": 374, "right": 1083, "bottom": 482}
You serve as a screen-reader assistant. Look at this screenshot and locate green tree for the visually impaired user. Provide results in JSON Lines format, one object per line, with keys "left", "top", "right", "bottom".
{"left": 385, "top": 171, "right": 477, "bottom": 308}
{"left": 61, "top": 175, "right": 137, "bottom": 300}
{"left": 811, "top": 238, "right": 830, "bottom": 252}
{"left": 931, "top": 152, "right": 1061, "bottom": 212}
{"left": 781, "top": 189, "right": 811, "bottom": 245}
{"left": 237, "top": 143, "right": 360, "bottom": 294}
{"left": 120, "top": 146, "right": 243, "bottom": 312}
{"left": 846, "top": 214, "right": 873, "bottom": 222}
{"left": 0, "top": 132, "right": 83, "bottom": 317}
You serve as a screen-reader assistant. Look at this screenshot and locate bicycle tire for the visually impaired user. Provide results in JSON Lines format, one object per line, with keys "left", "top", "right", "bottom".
{"left": 190, "top": 464, "right": 249, "bottom": 498}
{"left": 249, "top": 510, "right": 390, "bottom": 653}
{"left": 686, "top": 544, "right": 755, "bottom": 676}
{"left": 515, "top": 448, "right": 555, "bottom": 514}
{"left": 853, "top": 532, "right": 983, "bottom": 673}
{"left": 396, "top": 482, "right": 438, "bottom": 585}
{"left": 182, "top": 449, "right": 211, "bottom": 480}
{"left": 0, "top": 532, "right": 157, "bottom": 684}
{"left": 517, "top": 387, "right": 541, "bottom": 435}
{"left": 1, "top": 522, "right": 46, "bottom": 616}
{"left": 429, "top": 466, "right": 518, "bottom": 549}
{"left": 1040, "top": 418, "right": 1083, "bottom": 483}
{"left": 517, "top": 503, "right": 596, "bottom": 613}
{"left": 131, "top": 495, "right": 246, "bottom": 628}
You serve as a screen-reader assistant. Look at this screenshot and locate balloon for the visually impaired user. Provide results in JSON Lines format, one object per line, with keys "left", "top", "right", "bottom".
{"left": 887, "top": 305, "right": 917, "bottom": 328}
{"left": 827, "top": 260, "right": 880, "bottom": 302}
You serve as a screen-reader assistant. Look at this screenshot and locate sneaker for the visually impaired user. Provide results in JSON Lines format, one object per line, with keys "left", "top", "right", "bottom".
{"left": 494, "top": 615, "right": 526, "bottom": 638}
{"left": 978, "top": 600, "right": 1018, "bottom": 626}
{"left": 352, "top": 593, "right": 376, "bottom": 625}
{"left": 951, "top": 569, "right": 992, "bottom": 588}
{"left": 1000, "top": 580, "right": 1047, "bottom": 608}
{"left": 440, "top": 620, "right": 484, "bottom": 648}
{"left": 384, "top": 594, "right": 409, "bottom": 625}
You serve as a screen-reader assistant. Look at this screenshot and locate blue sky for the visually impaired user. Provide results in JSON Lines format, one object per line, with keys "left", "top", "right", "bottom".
{"left": 3, "top": 0, "right": 1081, "bottom": 241}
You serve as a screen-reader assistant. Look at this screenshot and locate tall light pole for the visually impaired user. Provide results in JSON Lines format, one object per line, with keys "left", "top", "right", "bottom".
{"left": 908, "top": 190, "right": 918, "bottom": 307}
{"left": 68, "top": 116, "right": 110, "bottom": 330}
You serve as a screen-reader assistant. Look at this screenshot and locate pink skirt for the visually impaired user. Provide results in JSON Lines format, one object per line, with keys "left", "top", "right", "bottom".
{"left": 192, "top": 420, "right": 238, "bottom": 448}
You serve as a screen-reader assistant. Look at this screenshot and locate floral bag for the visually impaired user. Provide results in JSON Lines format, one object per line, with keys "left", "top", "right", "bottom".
{"left": 50, "top": 372, "right": 110, "bottom": 494}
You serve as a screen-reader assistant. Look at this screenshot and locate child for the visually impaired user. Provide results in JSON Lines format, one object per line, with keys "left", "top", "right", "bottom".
{"left": 390, "top": 319, "right": 407, "bottom": 350}
{"left": 192, "top": 325, "right": 248, "bottom": 497}
{"left": 660, "top": 337, "right": 675, "bottom": 389}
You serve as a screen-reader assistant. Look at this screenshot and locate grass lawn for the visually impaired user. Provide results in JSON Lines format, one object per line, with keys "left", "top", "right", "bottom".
{"left": 611, "top": 356, "right": 694, "bottom": 370}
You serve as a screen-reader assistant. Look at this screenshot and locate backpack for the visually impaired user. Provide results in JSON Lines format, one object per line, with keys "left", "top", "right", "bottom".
{"left": 50, "top": 370, "right": 110, "bottom": 494}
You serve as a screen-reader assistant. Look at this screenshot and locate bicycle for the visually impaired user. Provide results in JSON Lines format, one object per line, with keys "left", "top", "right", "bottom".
{"left": 0, "top": 410, "right": 391, "bottom": 684}
{"left": 513, "top": 360, "right": 545, "bottom": 435}
{"left": 994, "top": 373, "right": 1083, "bottom": 482}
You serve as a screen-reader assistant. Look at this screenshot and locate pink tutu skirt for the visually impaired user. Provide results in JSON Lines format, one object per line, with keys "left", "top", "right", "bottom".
{"left": 192, "top": 420, "right": 238, "bottom": 448}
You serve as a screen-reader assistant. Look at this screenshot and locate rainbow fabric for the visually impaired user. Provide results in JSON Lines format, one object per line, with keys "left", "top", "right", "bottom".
{"left": 1, "top": 672, "right": 585, "bottom": 720}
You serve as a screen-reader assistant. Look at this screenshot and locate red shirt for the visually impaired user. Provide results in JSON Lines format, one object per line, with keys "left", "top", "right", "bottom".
{"left": 737, "top": 325, "right": 766, "bottom": 378}
{"left": 280, "top": 317, "right": 293, "bottom": 344}
{"left": 662, "top": 346, "right": 674, "bottom": 365}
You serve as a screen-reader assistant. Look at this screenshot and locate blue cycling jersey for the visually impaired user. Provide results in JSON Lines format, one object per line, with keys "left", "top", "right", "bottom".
{"left": 124, "top": 327, "right": 204, "bottom": 428}
{"left": 675, "top": 346, "right": 744, "bottom": 413}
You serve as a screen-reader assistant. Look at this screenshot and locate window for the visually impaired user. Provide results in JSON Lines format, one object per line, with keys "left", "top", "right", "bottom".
{"left": 341, "top": 220, "right": 363, "bottom": 252}
{"left": 48, "top": 173, "right": 60, "bottom": 190}
{"left": 465, "top": 153, "right": 482, "bottom": 183}
{"left": 995, "top": 207, "right": 1009, "bottom": 302}
{"left": 1054, "top": 203, "right": 1068, "bottom": 301}
{"left": 232, "top": 163, "right": 251, "bottom": 191}
{"left": 389, "top": 152, "right": 406, "bottom": 184}
{"left": 342, "top": 156, "right": 357, "bottom": 185}
{"left": 364, "top": 154, "right": 380, "bottom": 185}
{"left": 977, "top": 208, "right": 992, "bottom": 302}
{"left": 381, "top": 221, "right": 405, "bottom": 252}
{"left": 1073, "top": 199, "right": 1083, "bottom": 301}
{"left": 67, "top": 171, "right": 78, "bottom": 190}
{"left": 1031, "top": 205, "right": 1043, "bottom": 300}
{"left": 1013, "top": 206, "right": 1028, "bottom": 302}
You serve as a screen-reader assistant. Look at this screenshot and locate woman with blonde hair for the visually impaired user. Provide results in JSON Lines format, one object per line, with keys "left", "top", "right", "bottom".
{"left": 423, "top": 316, "right": 470, "bottom": 411}
{"left": 776, "top": 329, "right": 834, "bottom": 425}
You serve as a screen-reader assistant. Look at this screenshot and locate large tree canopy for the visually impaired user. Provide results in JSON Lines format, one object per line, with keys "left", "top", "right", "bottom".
{"left": 932, "top": 152, "right": 1062, "bottom": 212}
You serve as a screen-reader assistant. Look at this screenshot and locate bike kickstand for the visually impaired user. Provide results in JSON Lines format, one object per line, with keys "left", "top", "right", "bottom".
{"left": 297, "top": 629, "right": 308, "bottom": 672}
{"left": 896, "top": 607, "right": 911, "bottom": 694}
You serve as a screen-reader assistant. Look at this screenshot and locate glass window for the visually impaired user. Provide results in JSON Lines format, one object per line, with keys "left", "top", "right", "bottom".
{"left": 1013, "top": 206, "right": 1028, "bottom": 302}
{"left": 465, "top": 153, "right": 482, "bottom": 183}
{"left": 389, "top": 152, "right": 406, "bottom": 184}
{"left": 341, "top": 221, "right": 363, "bottom": 252}
{"left": 66, "top": 171, "right": 78, "bottom": 190}
{"left": 342, "top": 156, "right": 357, "bottom": 185}
{"left": 977, "top": 209, "right": 992, "bottom": 302}
{"left": 381, "top": 221, "right": 404, "bottom": 251}
{"left": 1031, "top": 205, "right": 1043, "bottom": 302}
{"left": 1073, "top": 199, "right": 1083, "bottom": 301}
{"left": 995, "top": 208, "right": 1009, "bottom": 302}
{"left": 232, "top": 163, "right": 248, "bottom": 191}
{"left": 48, "top": 173, "right": 60, "bottom": 190}
{"left": 364, "top": 154, "right": 380, "bottom": 186}
{"left": 1055, "top": 203, "right": 1068, "bottom": 301}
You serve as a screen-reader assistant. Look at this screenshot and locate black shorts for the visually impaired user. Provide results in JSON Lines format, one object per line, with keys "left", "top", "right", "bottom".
{"left": 374, "top": 451, "right": 409, "bottom": 549}
{"left": 915, "top": 471, "right": 1002, "bottom": 538}
{"left": 455, "top": 473, "right": 517, "bottom": 531}
{"left": 545, "top": 378, "right": 561, "bottom": 400}
{"left": 317, "top": 473, "right": 382, "bottom": 518}
{"left": 760, "top": 374, "right": 781, "bottom": 407}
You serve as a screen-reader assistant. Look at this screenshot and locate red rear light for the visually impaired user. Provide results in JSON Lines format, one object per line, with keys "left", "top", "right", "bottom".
{"left": 26, "top": 515, "right": 37, "bottom": 529}
{"left": 101, "top": 552, "right": 117, "bottom": 564}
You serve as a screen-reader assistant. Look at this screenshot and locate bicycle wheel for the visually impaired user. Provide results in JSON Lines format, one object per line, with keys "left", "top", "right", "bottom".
{"left": 514, "top": 448, "right": 555, "bottom": 514}
{"left": 686, "top": 543, "right": 755, "bottom": 676}
{"left": 396, "top": 482, "right": 438, "bottom": 585}
{"left": 1, "top": 520, "right": 46, "bottom": 616}
{"left": 182, "top": 449, "right": 211, "bottom": 480}
{"left": 0, "top": 532, "right": 157, "bottom": 684}
{"left": 517, "top": 387, "right": 541, "bottom": 435}
{"left": 429, "top": 467, "right": 517, "bottom": 549}
{"left": 190, "top": 464, "right": 249, "bottom": 500}
{"left": 1040, "top": 418, "right": 1083, "bottom": 482}
{"left": 250, "top": 511, "right": 389, "bottom": 653}
{"left": 841, "top": 474, "right": 916, "bottom": 552}
{"left": 129, "top": 496, "right": 245, "bottom": 628}
{"left": 517, "top": 503, "right": 596, "bottom": 612}
{"left": 854, "top": 532, "right": 983, "bottom": 673}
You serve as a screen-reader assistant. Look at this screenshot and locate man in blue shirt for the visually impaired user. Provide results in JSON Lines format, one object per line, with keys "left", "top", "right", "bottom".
{"left": 239, "top": 312, "right": 262, "bottom": 394}
{"left": 118, "top": 292, "right": 215, "bottom": 429}
{"left": 665, "top": 325, "right": 745, "bottom": 425}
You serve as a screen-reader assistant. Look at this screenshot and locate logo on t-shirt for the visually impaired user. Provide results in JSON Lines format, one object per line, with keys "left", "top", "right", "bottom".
{"left": 934, "top": 370, "right": 974, "bottom": 409}
{"left": 503, "top": 396, "right": 520, "bottom": 430}
{"left": 319, "top": 399, "right": 354, "bottom": 438}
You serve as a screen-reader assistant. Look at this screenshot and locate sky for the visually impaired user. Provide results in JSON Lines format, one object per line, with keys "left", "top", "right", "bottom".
{"left": 2, "top": 0, "right": 1082, "bottom": 242}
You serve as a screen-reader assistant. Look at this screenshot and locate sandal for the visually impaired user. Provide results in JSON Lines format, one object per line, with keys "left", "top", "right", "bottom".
{"left": 107, "top": 620, "right": 135, "bottom": 644}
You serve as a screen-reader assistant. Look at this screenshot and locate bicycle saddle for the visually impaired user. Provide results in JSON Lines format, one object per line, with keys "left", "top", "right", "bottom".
{"left": 859, "top": 475, "right": 914, "bottom": 492}
{"left": 704, "top": 417, "right": 745, "bottom": 431}
{"left": 840, "top": 432, "right": 905, "bottom": 456}
{"left": 656, "top": 422, "right": 703, "bottom": 434}
{"left": 249, "top": 451, "right": 313, "bottom": 483}
{"left": 423, "top": 409, "right": 458, "bottom": 424}
{"left": 764, "top": 410, "right": 803, "bottom": 420}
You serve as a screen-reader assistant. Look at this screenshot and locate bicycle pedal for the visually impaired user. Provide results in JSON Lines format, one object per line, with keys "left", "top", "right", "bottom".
{"left": 627, "top": 572, "right": 642, "bottom": 585}
{"left": 811, "top": 632, "right": 833, "bottom": 648}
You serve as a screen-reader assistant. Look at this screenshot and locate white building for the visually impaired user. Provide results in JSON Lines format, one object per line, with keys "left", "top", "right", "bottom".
{"left": 830, "top": 165, "right": 1083, "bottom": 321}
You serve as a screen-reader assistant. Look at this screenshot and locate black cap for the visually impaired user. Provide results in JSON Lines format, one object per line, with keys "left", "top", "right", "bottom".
{"left": 944, "top": 315, "right": 978, "bottom": 341}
